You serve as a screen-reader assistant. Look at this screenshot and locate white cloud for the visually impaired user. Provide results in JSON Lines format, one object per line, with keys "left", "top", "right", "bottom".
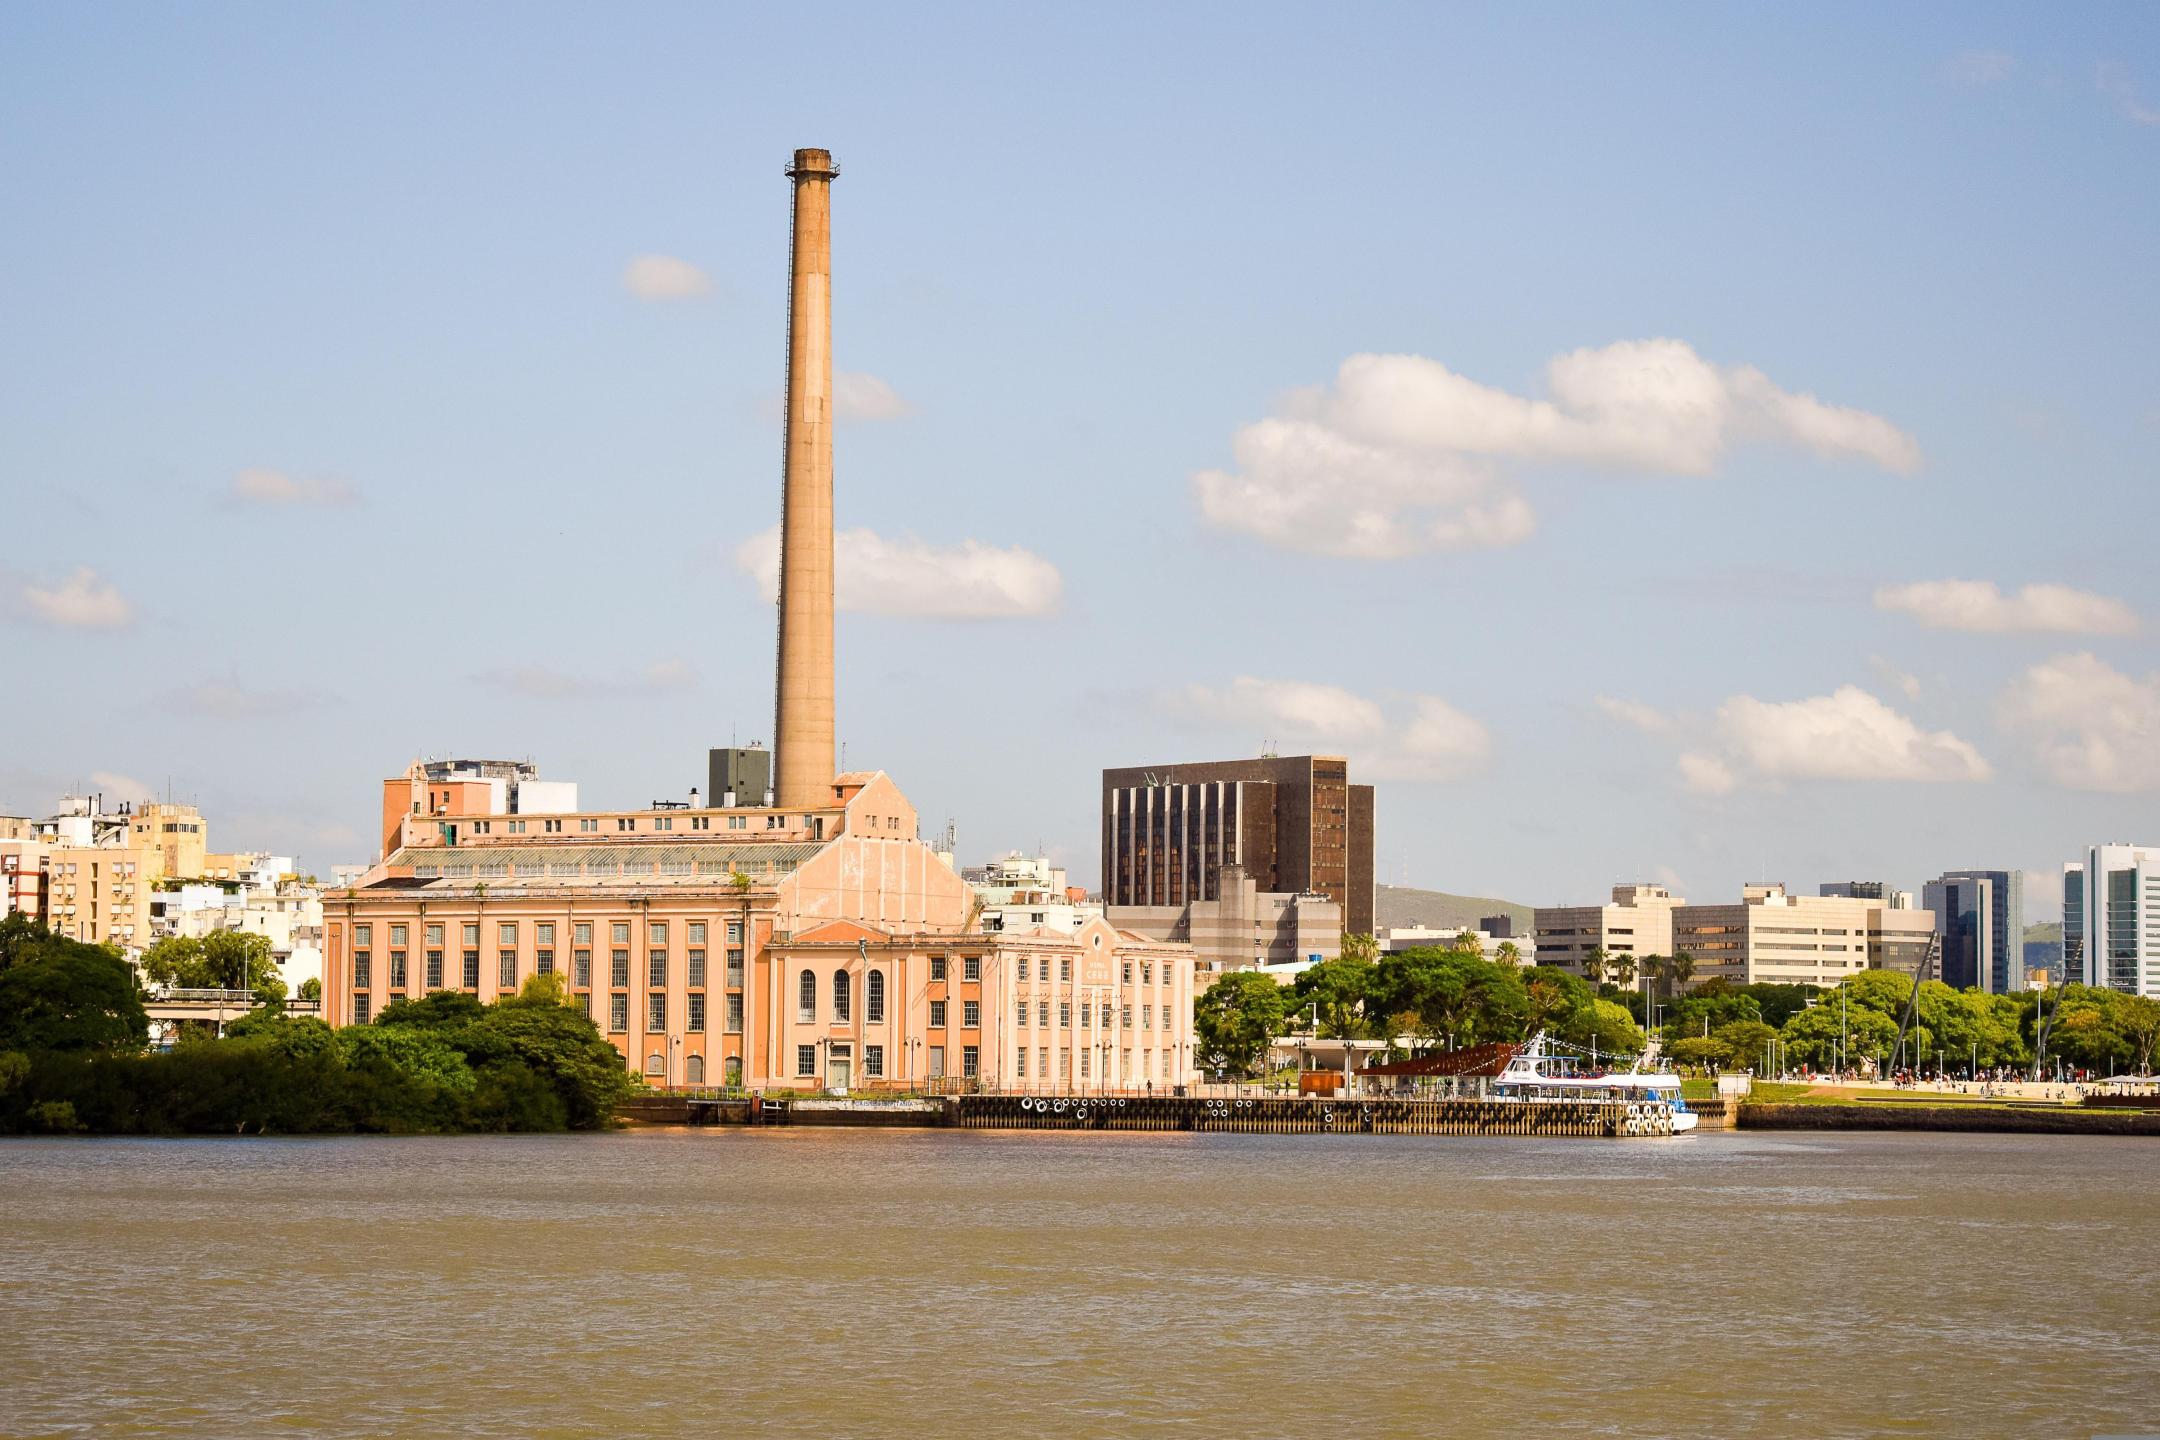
{"left": 478, "top": 658, "right": 699, "bottom": 700}
{"left": 2098, "top": 62, "right": 2160, "bottom": 126}
{"left": 1677, "top": 752, "right": 1737, "bottom": 797}
{"left": 1947, "top": 50, "right": 2015, "bottom": 88}
{"left": 22, "top": 567, "right": 134, "bottom": 629}
{"left": 833, "top": 371, "right": 911, "bottom": 421}
{"left": 1163, "top": 677, "right": 1491, "bottom": 782}
{"left": 1195, "top": 340, "right": 1918, "bottom": 557}
{"left": 1999, "top": 652, "right": 2160, "bottom": 792}
{"left": 1716, "top": 686, "right": 1991, "bottom": 784}
{"left": 229, "top": 468, "right": 358, "bottom": 508}
{"left": 622, "top": 254, "right": 713, "bottom": 300}
{"left": 1875, "top": 579, "right": 2137, "bottom": 635}
{"left": 1595, "top": 695, "right": 1671, "bottom": 733}
{"left": 735, "top": 526, "right": 1062, "bottom": 619}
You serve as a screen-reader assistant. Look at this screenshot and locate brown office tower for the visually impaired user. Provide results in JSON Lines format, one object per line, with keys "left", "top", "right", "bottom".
{"left": 772, "top": 147, "right": 840, "bottom": 810}
{"left": 1101, "top": 755, "right": 1375, "bottom": 935}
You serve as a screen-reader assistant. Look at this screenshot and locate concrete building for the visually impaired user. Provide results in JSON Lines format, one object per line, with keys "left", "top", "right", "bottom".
{"left": 1534, "top": 884, "right": 1681, "bottom": 977}
{"left": 1673, "top": 883, "right": 1934, "bottom": 988}
{"left": 1923, "top": 869, "right": 2024, "bottom": 994}
{"left": 1102, "top": 753, "right": 1375, "bottom": 935}
{"left": 765, "top": 915, "right": 1193, "bottom": 1091}
{"left": 378, "top": 759, "right": 578, "bottom": 862}
{"left": 708, "top": 745, "right": 773, "bottom": 809}
{"left": 968, "top": 852, "right": 1101, "bottom": 936}
{"left": 1112, "top": 863, "right": 1340, "bottom": 977}
{"left": 2062, "top": 845, "right": 2160, "bottom": 997}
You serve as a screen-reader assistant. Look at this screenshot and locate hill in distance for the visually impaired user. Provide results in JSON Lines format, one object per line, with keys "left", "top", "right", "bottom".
{"left": 1376, "top": 884, "right": 1533, "bottom": 936}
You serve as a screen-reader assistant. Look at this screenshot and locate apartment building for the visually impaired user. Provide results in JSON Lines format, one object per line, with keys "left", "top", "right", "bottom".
{"left": 2063, "top": 845, "right": 2160, "bottom": 998}
{"left": 1673, "top": 883, "right": 1934, "bottom": 987}
{"left": 1534, "top": 884, "right": 1681, "bottom": 976}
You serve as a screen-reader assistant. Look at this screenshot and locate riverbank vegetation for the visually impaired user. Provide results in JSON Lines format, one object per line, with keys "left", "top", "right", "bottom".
{"left": 1196, "top": 936, "right": 1644, "bottom": 1077}
{"left": 1195, "top": 931, "right": 2160, "bottom": 1085}
{"left": 0, "top": 916, "right": 633, "bottom": 1135}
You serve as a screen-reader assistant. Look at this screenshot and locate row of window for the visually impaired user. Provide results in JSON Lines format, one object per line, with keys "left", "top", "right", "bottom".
{"left": 1013, "top": 1047, "right": 1173, "bottom": 1081}
{"left": 354, "top": 988, "right": 749, "bottom": 1035}
{"left": 352, "top": 920, "right": 745, "bottom": 947}
{"left": 352, "top": 947, "right": 746, "bottom": 991}
{"left": 797, "top": 968, "right": 888, "bottom": 1023}
{"left": 1015, "top": 1000, "right": 1159, "bottom": 1030}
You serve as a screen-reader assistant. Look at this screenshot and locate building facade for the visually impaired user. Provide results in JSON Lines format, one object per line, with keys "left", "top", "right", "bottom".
{"left": 2062, "top": 845, "right": 2160, "bottom": 997}
{"left": 1922, "top": 869, "right": 2024, "bottom": 994}
{"left": 1673, "top": 883, "right": 1934, "bottom": 988}
{"left": 1111, "top": 863, "right": 1340, "bottom": 976}
{"left": 765, "top": 915, "right": 1195, "bottom": 1091}
{"left": 1533, "top": 884, "right": 1681, "bottom": 976}
{"left": 1101, "top": 753, "right": 1374, "bottom": 935}
{"left": 325, "top": 769, "right": 1197, "bottom": 1088}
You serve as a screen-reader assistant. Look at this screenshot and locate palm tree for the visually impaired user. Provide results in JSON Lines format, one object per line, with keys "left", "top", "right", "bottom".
{"left": 1641, "top": 954, "right": 1667, "bottom": 998}
{"left": 1610, "top": 951, "right": 1637, "bottom": 992}
{"left": 1583, "top": 946, "right": 1609, "bottom": 987}
{"left": 1495, "top": 940, "right": 1523, "bottom": 967}
{"left": 1670, "top": 950, "right": 1696, "bottom": 994}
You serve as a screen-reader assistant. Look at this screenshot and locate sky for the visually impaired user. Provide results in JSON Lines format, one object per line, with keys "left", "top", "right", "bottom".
{"left": 3, "top": 4, "right": 2157, "bottom": 917}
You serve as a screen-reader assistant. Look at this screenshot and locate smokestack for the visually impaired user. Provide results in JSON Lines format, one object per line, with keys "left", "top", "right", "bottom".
{"left": 773, "top": 147, "right": 840, "bottom": 810}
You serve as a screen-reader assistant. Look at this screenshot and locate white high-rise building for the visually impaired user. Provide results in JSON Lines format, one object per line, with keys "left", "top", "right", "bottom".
{"left": 2062, "top": 845, "right": 2160, "bottom": 998}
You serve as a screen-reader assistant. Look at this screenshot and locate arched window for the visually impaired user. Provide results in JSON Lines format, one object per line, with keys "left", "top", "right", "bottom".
{"left": 833, "top": 969, "right": 852, "bottom": 1023}
{"left": 685, "top": 1054, "right": 705, "bottom": 1085}
{"left": 724, "top": 1056, "right": 742, "bottom": 1087}
{"left": 798, "top": 969, "right": 816, "bottom": 1022}
{"left": 645, "top": 1052, "right": 665, "bottom": 1077}
{"left": 866, "top": 968, "right": 886, "bottom": 1023}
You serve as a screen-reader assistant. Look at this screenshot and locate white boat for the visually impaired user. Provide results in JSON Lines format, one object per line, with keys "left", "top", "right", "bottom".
{"left": 1491, "top": 1032, "right": 1699, "bottom": 1132}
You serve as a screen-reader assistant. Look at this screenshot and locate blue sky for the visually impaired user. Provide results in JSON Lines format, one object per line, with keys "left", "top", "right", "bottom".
{"left": 3, "top": 5, "right": 2157, "bottom": 916}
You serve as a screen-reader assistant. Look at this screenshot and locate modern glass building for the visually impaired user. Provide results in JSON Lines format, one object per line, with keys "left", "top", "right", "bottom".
{"left": 1922, "top": 870, "right": 2024, "bottom": 994}
{"left": 2061, "top": 846, "right": 2160, "bottom": 998}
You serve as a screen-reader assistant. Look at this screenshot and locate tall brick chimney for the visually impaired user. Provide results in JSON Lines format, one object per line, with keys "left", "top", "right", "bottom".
{"left": 773, "top": 147, "right": 839, "bottom": 809}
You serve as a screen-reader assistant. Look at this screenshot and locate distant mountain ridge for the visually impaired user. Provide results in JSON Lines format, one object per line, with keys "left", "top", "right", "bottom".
{"left": 1375, "top": 884, "right": 1533, "bottom": 936}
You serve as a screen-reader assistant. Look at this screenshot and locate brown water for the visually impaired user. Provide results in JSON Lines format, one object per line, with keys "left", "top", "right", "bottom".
{"left": 3, "top": 1128, "right": 2156, "bottom": 1438}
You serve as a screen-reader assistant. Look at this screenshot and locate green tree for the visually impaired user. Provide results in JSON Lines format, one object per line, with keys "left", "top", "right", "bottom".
{"left": 1522, "top": 966, "right": 1589, "bottom": 1037}
{"left": 299, "top": 977, "right": 322, "bottom": 1003}
{"left": 1669, "top": 951, "right": 1697, "bottom": 993}
{"left": 1559, "top": 998, "right": 1645, "bottom": 1057}
{"left": 1291, "top": 951, "right": 1373, "bottom": 1039}
{"left": 1582, "top": 946, "right": 1609, "bottom": 987}
{"left": 2117, "top": 994, "right": 2160, "bottom": 1074}
{"left": 1495, "top": 940, "right": 1523, "bottom": 967}
{"left": 1711, "top": 1019, "right": 1777, "bottom": 1070}
{"left": 1195, "top": 971, "right": 1288, "bottom": 1078}
{"left": 1370, "top": 947, "right": 1529, "bottom": 1051}
{"left": 1781, "top": 1002, "right": 1898, "bottom": 1068}
{"left": 375, "top": 990, "right": 487, "bottom": 1030}
{"left": 0, "top": 923, "right": 148, "bottom": 1055}
{"left": 518, "top": 970, "right": 571, "bottom": 1006}
{"left": 1608, "top": 951, "right": 1637, "bottom": 992}
{"left": 140, "top": 931, "right": 285, "bottom": 1006}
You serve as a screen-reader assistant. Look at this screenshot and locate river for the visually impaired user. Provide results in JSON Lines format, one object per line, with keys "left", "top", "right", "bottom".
{"left": 2, "top": 1128, "right": 2155, "bottom": 1437}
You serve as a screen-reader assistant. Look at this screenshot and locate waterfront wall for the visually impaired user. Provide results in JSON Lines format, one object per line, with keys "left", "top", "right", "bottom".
{"left": 615, "top": 1093, "right": 1687, "bottom": 1136}
{"left": 1739, "top": 1103, "right": 2160, "bottom": 1137}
